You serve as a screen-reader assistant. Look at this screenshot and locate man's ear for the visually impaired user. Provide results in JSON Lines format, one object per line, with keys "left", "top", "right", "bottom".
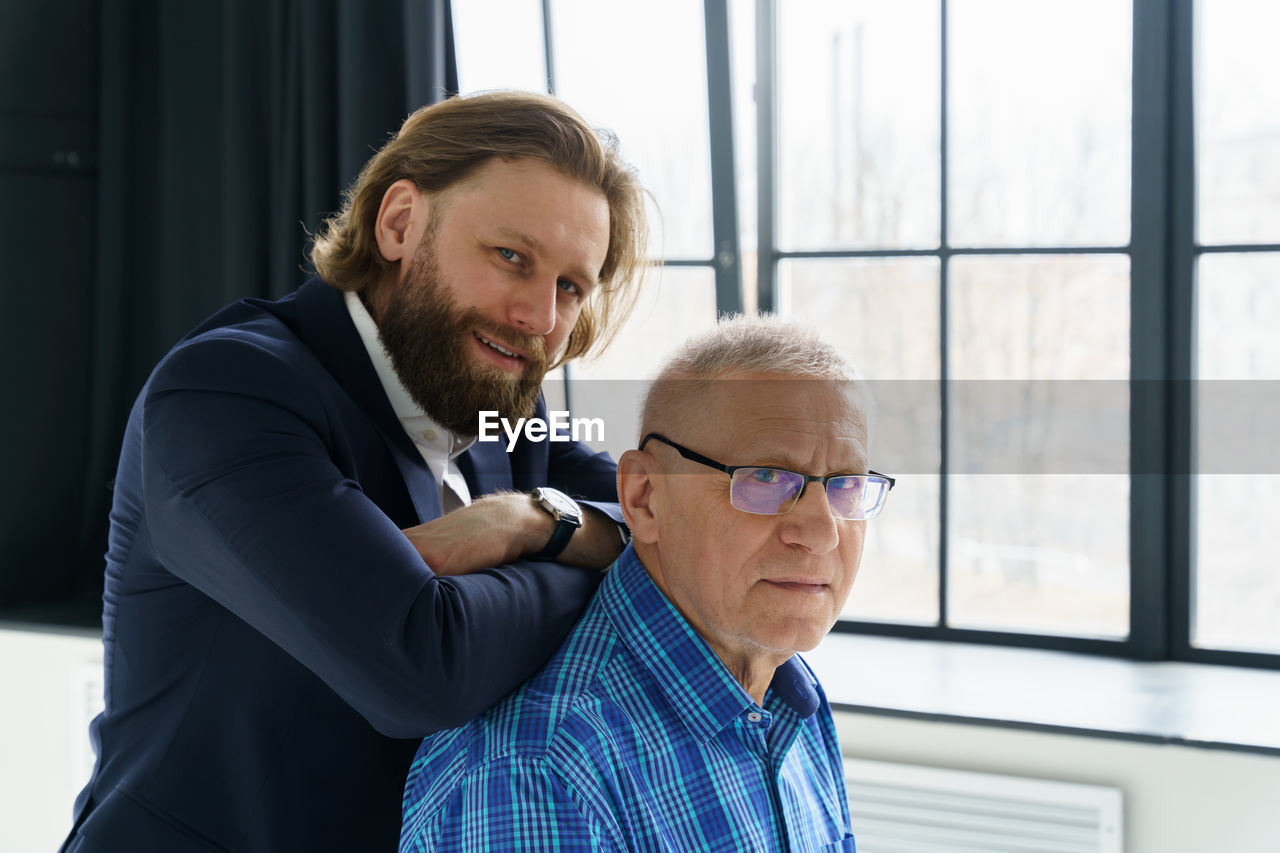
{"left": 374, "top": 179, "right": 422, "bottom": 263}
{"left": 617, "top": 449, "right": 660, "bottom": 544}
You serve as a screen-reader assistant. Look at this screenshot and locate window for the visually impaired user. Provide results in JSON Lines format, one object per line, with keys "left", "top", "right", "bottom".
{"left": 453, "top": 0, "right": 1280, "bottom": 669}
{"left": 773, "top": 0, "right": 1133, "bottom": 643}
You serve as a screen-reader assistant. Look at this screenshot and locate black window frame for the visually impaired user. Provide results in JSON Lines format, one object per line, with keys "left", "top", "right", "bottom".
{"left": 753, "top": 0, "right": 1276, "bottom": 669}
{"left": 533, "top": 0, "right": 1279, "bottom": 669}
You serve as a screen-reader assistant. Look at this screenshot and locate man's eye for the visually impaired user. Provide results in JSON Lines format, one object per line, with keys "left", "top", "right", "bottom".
{"left": 497, "top": 247, "right": 520, "bottom": 263}
{"left": 751, "top": 468, "right": 780, "bottom": 484}
{"left": 557, "top": 279, "right": 582, "bottom": 298}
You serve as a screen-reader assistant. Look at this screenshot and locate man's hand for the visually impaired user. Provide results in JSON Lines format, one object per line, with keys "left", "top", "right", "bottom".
{"left": 401, "top": 493, "right": 624, "bottom": 576}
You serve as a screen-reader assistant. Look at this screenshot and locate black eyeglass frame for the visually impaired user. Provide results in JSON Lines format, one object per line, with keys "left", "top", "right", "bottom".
{"left": 639, "top": 432, "right": 896, "bottom": 518}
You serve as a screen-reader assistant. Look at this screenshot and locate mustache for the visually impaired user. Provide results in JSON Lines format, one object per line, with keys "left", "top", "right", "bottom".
{"left": 468, "top": 316, "right": 550, "bottom": 370}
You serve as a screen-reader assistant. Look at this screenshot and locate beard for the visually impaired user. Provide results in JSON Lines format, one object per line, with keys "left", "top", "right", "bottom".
{"left": 376, "top": 247, "right": 551, "bottom": 438}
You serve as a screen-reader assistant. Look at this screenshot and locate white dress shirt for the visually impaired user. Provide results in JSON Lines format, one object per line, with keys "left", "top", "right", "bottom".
{"left": 344, "top": 291, "right": 474, "bottom": 513}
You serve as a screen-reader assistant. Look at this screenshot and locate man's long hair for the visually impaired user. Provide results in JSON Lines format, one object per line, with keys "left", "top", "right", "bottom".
{"left": 310, "top": 91, "right": 650, "bottom": 363}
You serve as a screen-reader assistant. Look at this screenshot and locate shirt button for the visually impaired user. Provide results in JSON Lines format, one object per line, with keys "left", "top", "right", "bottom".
{"left": 422, "top": 429, "right": 438, "bottom": 442}
{"left": 746, "top": 712, "right": 763, "bottom": 723}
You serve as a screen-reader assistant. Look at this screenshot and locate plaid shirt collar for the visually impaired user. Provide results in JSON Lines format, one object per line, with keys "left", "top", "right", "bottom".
{"left": 599, "top": 545, "right": 821, "bottom": 747}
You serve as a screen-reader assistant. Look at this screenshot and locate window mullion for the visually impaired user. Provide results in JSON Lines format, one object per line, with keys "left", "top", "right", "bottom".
{"left": 704, "top": 0, "right": 744, "bottom": 315}
{"left": 1129, "top": 0, "right": 1179, "bottom": 659}
{"left": 1167, "top": 0, "right": 1197, "bottom": 662}
{"left": 540, "top": 0, "right": 556, "bottom": 94}
{"left": 754, "top": 0, "right": 778, "bottom": 313}
{"left": 939, "top": 0, "right": 951, "bottom": 630}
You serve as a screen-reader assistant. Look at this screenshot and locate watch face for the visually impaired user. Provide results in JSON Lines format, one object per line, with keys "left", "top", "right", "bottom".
{"left": 538, "top": 488, "right": 580, "bottom": 520}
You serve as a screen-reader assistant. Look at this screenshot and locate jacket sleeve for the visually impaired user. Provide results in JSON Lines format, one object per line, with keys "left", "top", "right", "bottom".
{"left": 140, "top": 333, "right": 602, "bottom": 738}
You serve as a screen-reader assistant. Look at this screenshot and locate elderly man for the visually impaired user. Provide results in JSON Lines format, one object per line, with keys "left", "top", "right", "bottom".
{"left": 63, "top": 92, "right": 649, "bottom": 853}
{"left": 400, "top": 315, "right": 892, "bottom": 852}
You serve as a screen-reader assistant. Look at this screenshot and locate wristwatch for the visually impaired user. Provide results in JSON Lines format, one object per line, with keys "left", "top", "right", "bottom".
{"left": 529, "top": 487, "right": 583, "bottom": 560}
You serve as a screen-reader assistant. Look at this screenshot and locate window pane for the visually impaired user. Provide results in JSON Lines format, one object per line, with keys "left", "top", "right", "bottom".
{"left": 453, "top": 0, "right": 547, "bottom": 93}
{"left": 550, "top": 0, "right": 713, "bottom": 260}
{"left": 950, "top": 256, "right": 1130, "bottom": 381}
{"left": 782, "top": 258, "right": 941, "bottom": 625}
{"left": 777, "top": 0, "right": 940, "bottom": 251}
{"left": 948, "top": 0, "right": 1131, "bottom": 248}
{"left": 1197, "top": 1, "right": 1280, "bottom": 245}
{"left": 1195, "top": 253, "right": 1280, "bottom": 654}
{"left": 844, "top": 474, "right": 940, "bottom": 626}
{"left": 948, "top": 255, "right": 1130, "bottom": 637}
{"left": 1197, "top": 254, "right": 1280, "bottom": 381}
{"left": 566, "top": 267, "right": 719, "bottom": 461}
{"left": 1194, "top": 476, "right": 1280, "bottom": 655}
{"left": 782, "top": 258, "right": 941, "bottom": 380}
{"left": 573, "top": 267, "right": 719, "bottom": 382}
{"left": 949, "top": 474, "right": 1129, "bottom": 636}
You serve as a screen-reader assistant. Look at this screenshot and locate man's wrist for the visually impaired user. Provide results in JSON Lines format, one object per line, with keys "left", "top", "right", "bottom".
{"left": 528, "top": 487, "right": 583, "bottom": 560}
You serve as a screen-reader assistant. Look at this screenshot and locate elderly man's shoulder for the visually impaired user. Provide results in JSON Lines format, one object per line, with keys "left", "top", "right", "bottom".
{"left": 405, "top": 595, "right": 651, "bottom": 788}
{"left": 401, "top": 607, "right": 645, "bottom": 849}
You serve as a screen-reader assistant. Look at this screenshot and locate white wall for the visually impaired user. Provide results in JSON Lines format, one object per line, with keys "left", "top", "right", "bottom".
{"left": 836, "top": 710, "right": 1280, "bottom": 853}
{"left": 0, "top": 627, "right": 101, "bottom": 853}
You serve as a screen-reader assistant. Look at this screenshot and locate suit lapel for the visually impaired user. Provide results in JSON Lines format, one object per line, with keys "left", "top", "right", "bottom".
{"left": 375, "top": 436, "right": 444, "bottom": 525}
{"left": 287, "top": 280, "right": 443, "bottom": 523}
{"left": 458, "top": 440, "right": 513, "bottom": 497}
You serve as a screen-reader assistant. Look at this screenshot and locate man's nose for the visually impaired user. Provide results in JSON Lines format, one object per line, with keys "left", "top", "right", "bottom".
{"left": 779, "top": 484, "right": 841, "bottom": 554}
{"left": 507, "top": 277, "right": 558, "bottom": 337}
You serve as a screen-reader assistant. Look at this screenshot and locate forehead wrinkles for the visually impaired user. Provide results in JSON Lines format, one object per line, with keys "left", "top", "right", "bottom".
{"left": 675, "top": 377, "right": 869, "bottom": 467}
{"left": 729, "top": 417, "right": 868, "bottom": 473}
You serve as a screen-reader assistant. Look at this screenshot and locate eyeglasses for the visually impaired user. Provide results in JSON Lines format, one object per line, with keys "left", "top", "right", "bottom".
{"left": 640, "top": 433, "right": 895, "bottom": 520}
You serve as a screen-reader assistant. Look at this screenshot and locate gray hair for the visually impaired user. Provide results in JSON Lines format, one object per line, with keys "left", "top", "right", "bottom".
{"left": 638, "top": 313, "right": 875, "bottom": 442}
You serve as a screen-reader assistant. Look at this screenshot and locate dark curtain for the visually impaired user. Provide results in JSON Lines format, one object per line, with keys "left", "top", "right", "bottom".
{"left": 15, "top": 0, "right": 456, "bottom": 623}
{"left": 0, "top": 0, "right": 98, "bottom": 620}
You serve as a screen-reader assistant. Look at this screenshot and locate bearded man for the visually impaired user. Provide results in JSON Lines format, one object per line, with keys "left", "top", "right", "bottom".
{"left": 61, "top": 91, "right": 649, "bottom": 853}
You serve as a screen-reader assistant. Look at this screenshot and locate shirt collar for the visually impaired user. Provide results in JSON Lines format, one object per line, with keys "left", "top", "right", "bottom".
{"left": 344, "top": 290, "right": 425, "bottom": 419}
{"left": 600, "top": 546, "right": 821, "bottom": 745}
{"left": 343, "top": 290, "right": 474, "bottom": 456}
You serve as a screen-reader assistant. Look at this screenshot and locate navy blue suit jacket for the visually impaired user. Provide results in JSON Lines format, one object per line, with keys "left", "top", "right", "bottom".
{"left": 62, "top": 279, "right": 618, "bottom": 852}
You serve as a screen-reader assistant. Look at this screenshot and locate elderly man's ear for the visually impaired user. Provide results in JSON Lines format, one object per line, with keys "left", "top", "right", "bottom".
{"left": 617, "top": 449, "right": 660, "bottom": 544}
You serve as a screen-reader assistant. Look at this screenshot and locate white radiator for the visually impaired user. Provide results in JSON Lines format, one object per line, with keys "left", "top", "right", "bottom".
{"left": 844, "top": 758, "right": 1123, "bottom": 853}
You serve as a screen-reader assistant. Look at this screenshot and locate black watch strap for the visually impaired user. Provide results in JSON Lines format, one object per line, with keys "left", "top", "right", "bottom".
{"left": 529, "top": 487, "right": 582, "bottom": 561}
{"left": 529, "top": 519, "right": 577, "bottom": 561}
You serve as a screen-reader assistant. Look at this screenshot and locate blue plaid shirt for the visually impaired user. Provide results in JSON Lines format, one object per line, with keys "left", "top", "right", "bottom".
{"left": 400, "top": 546, "right": 857, "bottom": 852}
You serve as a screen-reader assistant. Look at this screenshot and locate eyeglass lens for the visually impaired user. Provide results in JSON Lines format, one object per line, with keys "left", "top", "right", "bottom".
{"left": 728, "top": 468, "right": 888, "bottom": 519}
